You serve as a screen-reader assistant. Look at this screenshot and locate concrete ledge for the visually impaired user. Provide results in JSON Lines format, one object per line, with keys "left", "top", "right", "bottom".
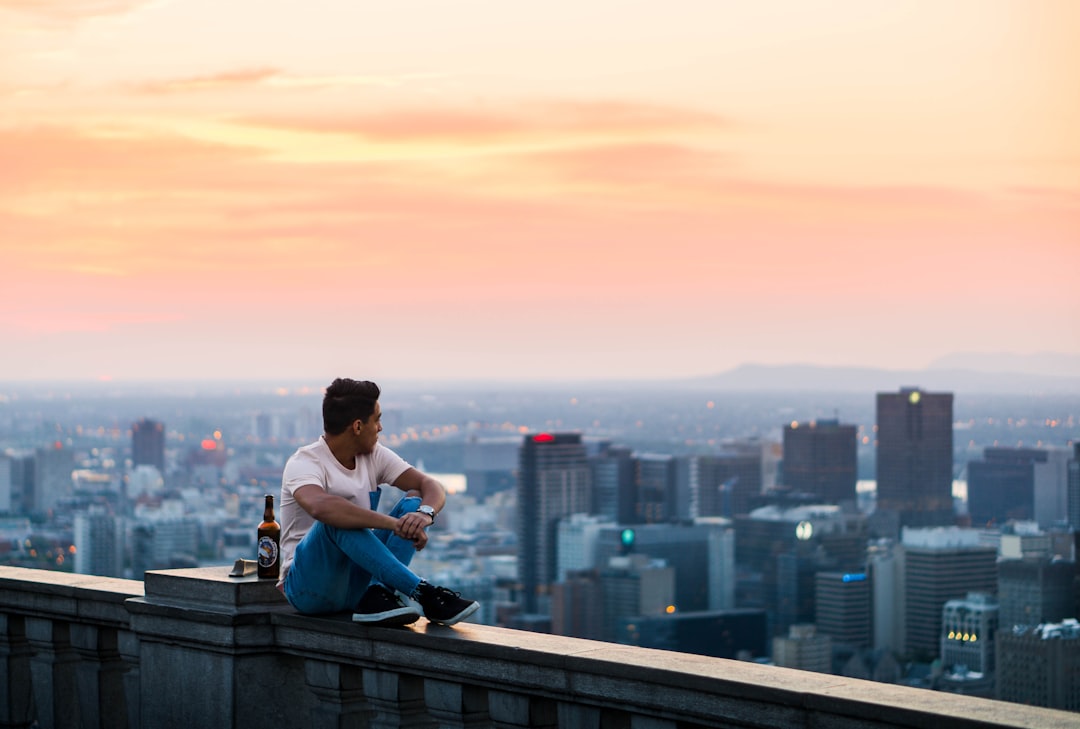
{"left": 2, "top": 565, "right": 1078, "bottom": 729}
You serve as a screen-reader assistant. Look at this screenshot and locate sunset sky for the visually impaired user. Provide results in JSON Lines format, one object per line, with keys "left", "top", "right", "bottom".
{"left": 2, "top": 1, "right": 1078, "bottom": 384}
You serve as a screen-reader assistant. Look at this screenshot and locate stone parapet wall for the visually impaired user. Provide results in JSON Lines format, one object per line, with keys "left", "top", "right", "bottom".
{"left": 1, "top": 565, "right": 1076, "bottom": 729}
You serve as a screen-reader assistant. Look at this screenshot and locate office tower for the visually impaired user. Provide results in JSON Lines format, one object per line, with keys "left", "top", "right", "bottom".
{"left": 130, "top": 518, "right": 200, "bottom": 576}
{"left": 772, "top": 624, "right": 832, "bottom": 673}
{"left": 735, "top": 505, "right": 867, "bottom": 636}
{"left": 131, "top": 418, "right": 166, "bottom": 473}
{"left": 619, "top": 609, "right": 768, "bottom": 660}
{"left": 868, "top": 541, "right": 906, "bottom": 654}
{"left": 0, "top": 455, "right": 11, "bottom": 513}
{"left": 1068, "top": 443, "right": 1080, "bottom": 529}
{"left": 1033, "top": 446, "right": 1071, "bottom": 529}
{"left": 902, "top": 528, "right": 997, "bottom": 659}
{"left": 463, "top": 436, "right": 519, "bottom": 502}
{"left": 876, "top": 388, "right": 954, "bottom": 530}
{"left": 697, "top": 443, "right": 763, "bottom": 518}
{"left": 556, "top": 513, "right": 614, "bottom": 582}
{"left": 596, "top": 519, "right": 735, "bottom": 613}
{"left": 967, "top": 447, "right": 1044, "bottom": 526}
{"left": 815, "top": 571, "right": 872, "bottom": 650}
{"left": 591, "top": 444, "right": 634, "bottom": 523}
{"left": 634, "top": 453, "right": 678, "bottom": 524}
{"left": 32, "top": 445, "right": 74, "bottom": 514}
{"left": 940, "top": 592, "right": 997, "bottom": 674}
{"left": 516, "top": 432, "right": 592, "bottom": 614}
{"left": 783, "top": 419, "right": 857, "bottom": 505}
{"left": 996, "top": 619, "right": 1080, "bottom": 711}
{"left": 601, "top": 554, "right": 675, "bottom": 644}
{"left": 998, "top": 558, "right": 1076, "bottom": 629}
{"left": 74, "top": 507, "right": 124, "bottom": 577}
{"left": 550, "top": 569, "right": 604, "bottom": 639}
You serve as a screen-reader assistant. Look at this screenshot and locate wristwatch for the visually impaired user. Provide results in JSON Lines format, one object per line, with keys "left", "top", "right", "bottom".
{"left": 417, "top": 504, "right": 436, "bottom": 523}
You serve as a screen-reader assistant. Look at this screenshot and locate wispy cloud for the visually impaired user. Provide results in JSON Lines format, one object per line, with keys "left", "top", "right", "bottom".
{"left": 240, "top": 100, "right": 730, "bottom": 142}
{"left": 129, "top": 68, "right": 450, "bottom": 95}
{"left": 0, "top": 0, "right": 152, "bottom": 22}
{"left": 132, "top": 67, "right": 283, "bottom": 94}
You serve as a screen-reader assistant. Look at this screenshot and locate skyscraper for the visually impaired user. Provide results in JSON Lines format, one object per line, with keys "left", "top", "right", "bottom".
{"left": 815, "top": 571, "right": 872, "bottom": 650}
{"left": 697, "top": 445, "right": 763, "bottom": 518}
{"left": 590, "top": 445, "right": 634, "bottom": 523}
{"left": 966, "top": 447, "right": 1043, "bottom": 526}
{"left": 74, "top": 507, "right": 124, "bottom": 577}
{"left": 1068, "top": 443, "right": 1080, "bottom": 530}
{"left": 516, "top": 432, "right": 592, "bottom": 614}
{"left": 132, "top": 418, "right": 166, "bottom": 474}
{"left": 634, "top": 453, "right": 678, "bottom": 524}
{"left": 876, "top": 388, "right": 954, "bottom": 530}
{"left": 996, "top": 619, "right": 1080, "bottom": 711}
{"left": 997, "top": 558, "right": 1076, "bottom": 629}
{"left": 902, "top": 527, "right": 997, "bottom": 659}
{"left": 32, "top": 444, "right": 74, "bottom": 515}
{"left": 783, "top": 419, "right": 857, "bottom": 505}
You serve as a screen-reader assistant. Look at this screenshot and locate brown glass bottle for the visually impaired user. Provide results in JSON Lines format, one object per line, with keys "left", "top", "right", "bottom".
{"left": 257, "top": 494, "right": 281, "bottom": 579}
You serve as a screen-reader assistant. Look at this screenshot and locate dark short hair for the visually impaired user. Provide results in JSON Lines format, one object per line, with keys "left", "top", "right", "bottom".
{"left": 322, "top": 378, "right": 381, "bottom": 435}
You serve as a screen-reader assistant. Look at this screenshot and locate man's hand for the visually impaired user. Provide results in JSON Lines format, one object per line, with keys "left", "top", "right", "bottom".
{"left": 393, "top": 510, "right": 433, "bottom": 549}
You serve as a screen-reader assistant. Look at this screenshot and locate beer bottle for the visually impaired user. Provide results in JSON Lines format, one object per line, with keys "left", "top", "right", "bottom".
{"left": 257, "top": 494, "right": 281, "bottom": 579}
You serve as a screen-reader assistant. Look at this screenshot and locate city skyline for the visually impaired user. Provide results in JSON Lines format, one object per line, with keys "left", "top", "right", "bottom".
{"left": 2, "top": 1, "right": 1078, "bottom": 383}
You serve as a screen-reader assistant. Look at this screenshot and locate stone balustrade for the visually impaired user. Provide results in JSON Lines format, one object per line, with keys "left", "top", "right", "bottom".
{"left": 1, "top": 564, "right": 1076, "bottom": 729}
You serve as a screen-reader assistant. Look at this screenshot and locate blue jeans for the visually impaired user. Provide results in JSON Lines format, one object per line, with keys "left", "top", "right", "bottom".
{"left": 284, "top": 495, "right": 424, "bottom": 614}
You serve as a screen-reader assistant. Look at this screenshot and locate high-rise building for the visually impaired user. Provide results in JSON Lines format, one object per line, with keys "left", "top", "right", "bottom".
{"left": 1068, "top": 443, "right": 1080, "bottom": 529}
{"left": 996, "top": 619, "right": 1080, "bottom": 711}
{"left": 697, "top": 444, "right": 763, "bottom": 518}
{"left": 868, "top": 541, "right": 906, "bottom": 654}
{"left": 595, "top": 519, "right": 735, "bottom": 613}
{"left": 876, "top": 388, "right": 954, "bottom": 530}
{"left": 590, "top": 445, "right": 634, "bottom": 523}
{"left": 940, "top": 592, "right": 997, "bottom": 674}
{"left": 783, "top": 419, "right": 857, "bottom": 505}
{"left": 773, "top": 624, "right": 832, "bottom": 673}
{"left": 997, "top": 558, "right": 1076, "bottom": 629}
{"left": 815, "top": 571, "right": 872, "bottom": 650}
{"left": 556, "top": 513, "right": 614, "bottom": 582}
{"left": 601, "top": 554, "right": 675, "bottom": 644}
{"left": 735, "top": 504, "right": 867, "bottom": 636}
{"left": 550, "top": 568, "right": 604, "bottom": 640}
{"left": 1033, "top": 446, "right": 1072, "bottom": 530}
{"left": 33, "top": 444, "right": 74, "bottom": 514}
{"left": 902, "top": 528, "right": 997, "bottom": 659}
{"left": 516, "top": 432, "right": 592, "bottom": 614}
{"left": 967, "top": 447, "right": 1044, "bottom": 526}
{"left": 74, "top": 507, "right": 124, "bottom": 577}
{"left": 0, "top": 455, "right": 12, "bottom": 513}
{"left": 131, "top": 418, "right": 166, "bottom": 474}
{"left": 634, "top": 453, "right": 678, "bottom": 524}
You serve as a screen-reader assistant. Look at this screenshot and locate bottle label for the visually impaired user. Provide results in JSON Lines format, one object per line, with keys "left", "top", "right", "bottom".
{"left": 258, "top": 536, "right": 279, "bottom": 568}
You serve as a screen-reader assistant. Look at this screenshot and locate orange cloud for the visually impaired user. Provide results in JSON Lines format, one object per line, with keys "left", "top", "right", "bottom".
{"left": 132, "top": 68, "right": 283, "bottom": 95}
{"left": 240, "top": 100, "right": 730, "bottom": 142}
{"left": 0, "top": 0, "right": 149, "bottom": 21}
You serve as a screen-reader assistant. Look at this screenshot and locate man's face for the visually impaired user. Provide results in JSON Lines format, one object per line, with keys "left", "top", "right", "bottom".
{"left": 354, "top": 401, "right": 382, "bottom": 455}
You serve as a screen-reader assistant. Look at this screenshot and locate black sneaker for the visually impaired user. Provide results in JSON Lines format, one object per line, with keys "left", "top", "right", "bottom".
{"left": 352, "top": 584, "right": 420, "bottom": 627}
{"left": 414, "top": 582, "right": 480, "bottom": 626}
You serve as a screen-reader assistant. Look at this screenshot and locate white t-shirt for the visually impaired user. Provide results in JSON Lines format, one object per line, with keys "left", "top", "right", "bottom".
{"left": 278, "top": 437, "right": 411, "bottom": 585}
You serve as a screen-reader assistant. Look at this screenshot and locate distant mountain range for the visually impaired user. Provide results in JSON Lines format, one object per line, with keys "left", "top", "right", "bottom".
{"left": 678, "top": 355, "right": 1080, "bottom": 394}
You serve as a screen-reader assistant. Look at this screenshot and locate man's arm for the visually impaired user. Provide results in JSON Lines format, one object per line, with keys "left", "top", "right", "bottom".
{"left": 293, "top": 484, "right": 398, "bottom": 531}
{"left": 391, "top": 467, "right": 446, "bottom": 540}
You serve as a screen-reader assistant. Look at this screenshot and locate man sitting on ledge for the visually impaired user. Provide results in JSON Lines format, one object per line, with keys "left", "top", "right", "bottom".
{"left": 278, "top": 377, "right": 479, "bottom": 627}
